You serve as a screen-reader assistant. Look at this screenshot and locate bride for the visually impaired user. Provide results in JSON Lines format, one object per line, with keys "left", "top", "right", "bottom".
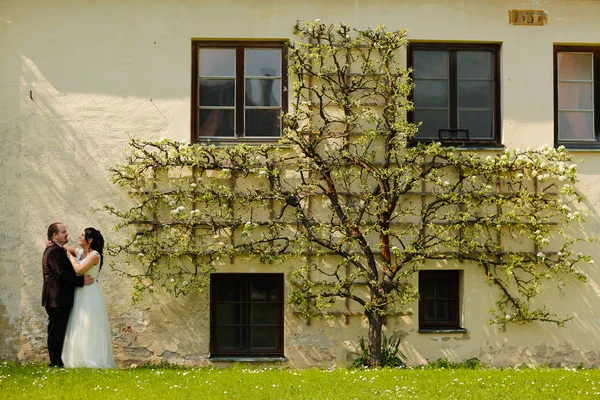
{"left": 61, "top": 227, "right": 116, "bottom": 368}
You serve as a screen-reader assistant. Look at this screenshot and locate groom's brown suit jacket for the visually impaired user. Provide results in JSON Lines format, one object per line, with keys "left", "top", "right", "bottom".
{"left": 42, "top": 243, "right": 84, "bottom": 308}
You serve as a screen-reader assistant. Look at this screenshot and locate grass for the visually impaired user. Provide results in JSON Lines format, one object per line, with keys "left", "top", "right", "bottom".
{"left": 1, "top": 361, "right": 600, "bottom": 399}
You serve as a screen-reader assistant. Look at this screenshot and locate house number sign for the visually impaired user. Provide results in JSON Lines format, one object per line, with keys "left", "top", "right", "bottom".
{"left": 509, "top": 10, "right": 547, "bottom": 26}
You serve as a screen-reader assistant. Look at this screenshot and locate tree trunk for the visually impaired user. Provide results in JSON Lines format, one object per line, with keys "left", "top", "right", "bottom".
{"left": 366, "top": 310, "right": 384, "bottom": 367}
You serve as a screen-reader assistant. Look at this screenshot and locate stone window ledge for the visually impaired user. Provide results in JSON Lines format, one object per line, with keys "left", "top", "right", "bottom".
{"left": 209, "top": 356, "right": 289, "bottom": 363}
{"left": 418, "top": 328, "right": 467, "bottom": 334}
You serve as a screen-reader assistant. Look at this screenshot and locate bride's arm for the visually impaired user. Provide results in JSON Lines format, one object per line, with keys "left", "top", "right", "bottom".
{"left": 67, "top": 252, "right": 99, "bottom": 275}
{"left": 63, "top": 245, "right": 78, "bottom": 257}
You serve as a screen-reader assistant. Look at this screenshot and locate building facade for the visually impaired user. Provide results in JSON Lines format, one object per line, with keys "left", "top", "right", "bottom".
{"left": 1, "top": 0, "right": 600, "bottom": 367}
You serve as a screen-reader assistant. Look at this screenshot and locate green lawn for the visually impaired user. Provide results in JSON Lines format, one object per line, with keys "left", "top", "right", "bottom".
{"left": 1, "top": 362, "right": 599, "bottom": 399}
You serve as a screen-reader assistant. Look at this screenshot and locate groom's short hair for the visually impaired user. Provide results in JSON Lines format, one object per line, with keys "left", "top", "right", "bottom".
{"left": 47, "top": 222, "right": 63, "bottom": 240}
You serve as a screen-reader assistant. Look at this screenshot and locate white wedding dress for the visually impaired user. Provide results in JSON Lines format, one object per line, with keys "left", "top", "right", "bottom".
{"left": 62, "top": 249, "right": 117, "bottom": 368}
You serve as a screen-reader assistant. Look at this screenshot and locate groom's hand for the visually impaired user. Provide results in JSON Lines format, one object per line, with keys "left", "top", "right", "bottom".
{"left": 83, "top": 276, "right": 95, "bottom": 286}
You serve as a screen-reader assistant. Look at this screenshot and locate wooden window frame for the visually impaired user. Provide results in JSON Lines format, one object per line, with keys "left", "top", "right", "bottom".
{"left": 418, "top": 270, "right": 461, "bottom": 330}
{"left": 210, "top": 273, "right": 284, "bottom": 357}
{"left": 554, "top": 45, "right": 600, "bottom": 149}
{"left": 191, "top": 40, "right": 288, "bottom": 143}
{"left": 407, "top": 42, "right": 502, "bottom": 146}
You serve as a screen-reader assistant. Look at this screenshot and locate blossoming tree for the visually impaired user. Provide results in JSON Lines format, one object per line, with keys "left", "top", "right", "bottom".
{"left": 104, "top": 21, "right": 591, "bottom": 366}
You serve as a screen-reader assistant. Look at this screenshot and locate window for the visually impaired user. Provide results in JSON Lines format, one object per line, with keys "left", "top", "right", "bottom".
{"left": 408, "top": 43, "right": 501, "bottom": 144}
{"left": 418, "top": 270, "right": 461, "bottom": 330}
{"left": 210, "top": 273, "right": 284, "bottom": 357}
{"left": 191, "top": 41, "right": 288, "bottom": 142}
{"left": 554, "top": 46, "right": 600, "bottom": 147}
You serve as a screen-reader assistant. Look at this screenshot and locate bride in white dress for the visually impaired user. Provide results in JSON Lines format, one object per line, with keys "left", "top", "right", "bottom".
{"left": 61, "top": 227, "right": 116, "bottom": 368}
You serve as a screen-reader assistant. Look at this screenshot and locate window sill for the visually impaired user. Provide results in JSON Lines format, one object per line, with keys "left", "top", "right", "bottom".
{"left": 409, "top": 142, "right": 504, "bottom": 151}
{"left": 418, "top": 328, "right": 467, "bottom": 334}
{"left": 557, "top": 146, "right": 600, "bottom": 152}
{"left": 209, "top": 356, "right": 288, "bottom": 363}
{"left": 195, "top": 137, "right": 284, "bottom": 146}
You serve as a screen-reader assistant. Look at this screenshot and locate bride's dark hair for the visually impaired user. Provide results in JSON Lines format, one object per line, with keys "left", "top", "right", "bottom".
{"left": 85, "top": 227, "right": 104, "bottom": 271}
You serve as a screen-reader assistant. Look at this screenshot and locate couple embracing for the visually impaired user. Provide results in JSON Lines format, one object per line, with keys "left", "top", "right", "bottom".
{"left": 42, "top": 222, "right": 116, "bottom": 368}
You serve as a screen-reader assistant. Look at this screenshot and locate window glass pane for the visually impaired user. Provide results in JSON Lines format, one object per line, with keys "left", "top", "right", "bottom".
{"left": 436, "top": 282, "right": 452, "bottom": 299}
{"left": 199, "top": 79, "right": 235, "bottom": 107}
{"left": 458, "top": 81, "right": 493, "bottom": 109}
{"left": 559, "top": 111, "right": 594, "bottom": 140}
{"left": 251, "top": 304, "right": 279, "bottom": 325}
{"left": 215, "top": 280, "right": 242, "bottom": 301}
{"left": 558, "top": 52, "right": 593, "bottom": 81}
{"left": 458, "top": 110, "right": 493, "bottom": 140}
{"left": 215, "top": 303, "right": 241, "bottom": 325}
{"left": 420, "top": 279, "right": 435, "bottom": 298}
{"left": 198, "top": 109, "right": 234, "bottom": 137}
{"left": 414, "top": 79, "right": 449, "bottom": 108}
{"left": 457, "top": 51, "right": 492, "bottom": 79}
{"left": 424, "top": 300, "right": 437, "bottom": 320}
{"left": 199, "top": 49, "right": 235, "bottom": 77}
{"left": 246, "top": 49, "right": 282, "bottom": 77}
{"left": 246, "top": 79, "right": 281, "bottom": 106}
{"left": 437, "top": 301, "right": 450, "bottom": 321}
{"left": 414, "top": 109, "right": 450, "bottom": 139}
{"left": 245, "top": 109, "right": 281, "bottom": 137}
{"left": 215, "top": 327, "right": 242, "bottom": 350}
{"left": 251, "top": 280, "right": 279, "bottom": 301}
{"left": 250, "top": 327, "right": 279, "bottom": 349}
{"left": 558, "top": 82, "right": 593, "bottom": 110}
{"left": 413, "top": 51, "right": 448, "bottom": 79}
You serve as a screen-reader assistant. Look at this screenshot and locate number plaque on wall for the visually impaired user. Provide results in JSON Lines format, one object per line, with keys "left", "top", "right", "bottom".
{"left": 509, "top": 10, "right": 547, "bottom": 26}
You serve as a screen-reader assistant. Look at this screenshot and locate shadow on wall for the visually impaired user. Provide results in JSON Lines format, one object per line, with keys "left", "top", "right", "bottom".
{"left": 11, "top": 55, "right": 130, "bottom": 362}
{"left": 0, "top": 12, "right": 25, "bottom": 360}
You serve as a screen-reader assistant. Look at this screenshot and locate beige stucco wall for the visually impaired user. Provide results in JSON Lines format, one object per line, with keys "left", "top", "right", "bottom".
{"left": 1, "top": 0, "right": 600, "bottom": 367}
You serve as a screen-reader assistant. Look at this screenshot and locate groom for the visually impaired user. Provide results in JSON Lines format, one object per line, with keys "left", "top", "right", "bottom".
{"left": 42, "top": 222, "right": 94, "bottom": 367}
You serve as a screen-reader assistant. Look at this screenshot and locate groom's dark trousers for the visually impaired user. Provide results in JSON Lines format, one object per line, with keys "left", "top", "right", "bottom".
{"left": 45, "top": 307, "right": 71, "bottom": 367}
{"left": 42, "top": 243, "right": 84, "bottom": 367}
